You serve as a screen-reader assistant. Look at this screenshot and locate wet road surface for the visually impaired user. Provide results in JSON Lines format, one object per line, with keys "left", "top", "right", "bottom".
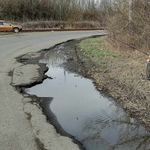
{"left": 26, "top": 43, "right": 150, "bottom": 150}
{"left": 0, "top": 31, "right": 106, "bottom": 150}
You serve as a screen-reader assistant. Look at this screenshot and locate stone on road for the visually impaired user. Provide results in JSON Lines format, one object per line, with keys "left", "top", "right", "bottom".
{"left": 12, "top": 64, "right": 40, "bottom": 86}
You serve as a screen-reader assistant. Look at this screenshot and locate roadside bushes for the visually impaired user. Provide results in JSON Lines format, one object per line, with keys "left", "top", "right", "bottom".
{"left": 0, "top": 0, "right": 104, "bottom": 23}
{"left": 108, "top": 0, "right": 150, "bottom": 54}
{"left": 22, "top": 21, "right": 101, "bottom": 29}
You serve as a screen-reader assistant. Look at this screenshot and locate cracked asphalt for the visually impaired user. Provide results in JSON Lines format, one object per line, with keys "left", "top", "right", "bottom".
{"left": 0, "top": 31, "right": 106, "bottom": 150}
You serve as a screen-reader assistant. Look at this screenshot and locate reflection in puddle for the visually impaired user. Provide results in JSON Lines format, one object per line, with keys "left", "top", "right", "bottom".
{"left": 26, "top": 44, "right": 150, "bottom": 150}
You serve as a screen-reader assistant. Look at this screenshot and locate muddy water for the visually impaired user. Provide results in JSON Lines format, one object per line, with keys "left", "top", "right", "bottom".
{"left": 26, "top": 43, "right": 150, "bottom": 150}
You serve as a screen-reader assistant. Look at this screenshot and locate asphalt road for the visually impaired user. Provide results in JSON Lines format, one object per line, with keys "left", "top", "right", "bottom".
{"left": 0, "top": 31, "right": 106, "bottom": 150}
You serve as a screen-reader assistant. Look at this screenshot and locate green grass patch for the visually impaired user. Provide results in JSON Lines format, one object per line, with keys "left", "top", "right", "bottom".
{"left": 106, "top": 52, "right": 116, "bottom": 58}
{"left": 101, "top": 61, "right": 105, "bottom": 64}
{"left": 79, "top": 37, "right": 116, "bottom": 58}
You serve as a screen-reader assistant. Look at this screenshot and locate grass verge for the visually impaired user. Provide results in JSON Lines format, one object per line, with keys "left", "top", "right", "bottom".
{"left": 77, "top": 36, "right": 150, "bottom": 129}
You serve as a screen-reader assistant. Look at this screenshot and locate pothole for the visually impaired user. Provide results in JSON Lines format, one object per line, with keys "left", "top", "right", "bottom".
{"left": 23, "top": 41, "right": 150, "bottom": 150}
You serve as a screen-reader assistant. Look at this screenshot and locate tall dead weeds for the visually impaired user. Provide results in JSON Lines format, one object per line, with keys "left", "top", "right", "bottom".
{"left": 108, "top": 0, "right": 150, "bottom": 55}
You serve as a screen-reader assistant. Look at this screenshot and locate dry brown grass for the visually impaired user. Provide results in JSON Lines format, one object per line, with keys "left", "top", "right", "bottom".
{"left": 78, "top": 36, "right": 150, "bottom": 128}
{"left": 107, "top": 0, "right": 150, "bottom": 55}
{"left": 22, "top": 21, "right": 102, "bottom": 29}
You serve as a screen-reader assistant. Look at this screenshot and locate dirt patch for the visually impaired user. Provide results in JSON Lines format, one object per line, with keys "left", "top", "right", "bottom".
{"left": 74, "top": 36, "right": 150, "bottom": 130}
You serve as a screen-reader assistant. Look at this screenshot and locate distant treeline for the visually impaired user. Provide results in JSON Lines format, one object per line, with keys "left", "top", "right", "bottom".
{"left": 0, "top": 0, "right": 111, "bottom": 23}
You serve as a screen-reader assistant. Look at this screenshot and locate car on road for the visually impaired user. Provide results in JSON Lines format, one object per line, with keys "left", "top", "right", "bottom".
{"left": 0, "top": 20, "right": 22, "bottom": 33}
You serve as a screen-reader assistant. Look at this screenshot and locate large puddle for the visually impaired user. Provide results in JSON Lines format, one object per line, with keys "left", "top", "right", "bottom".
{"left": 26, "top": 43, "right": 150, "bottom": 150}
